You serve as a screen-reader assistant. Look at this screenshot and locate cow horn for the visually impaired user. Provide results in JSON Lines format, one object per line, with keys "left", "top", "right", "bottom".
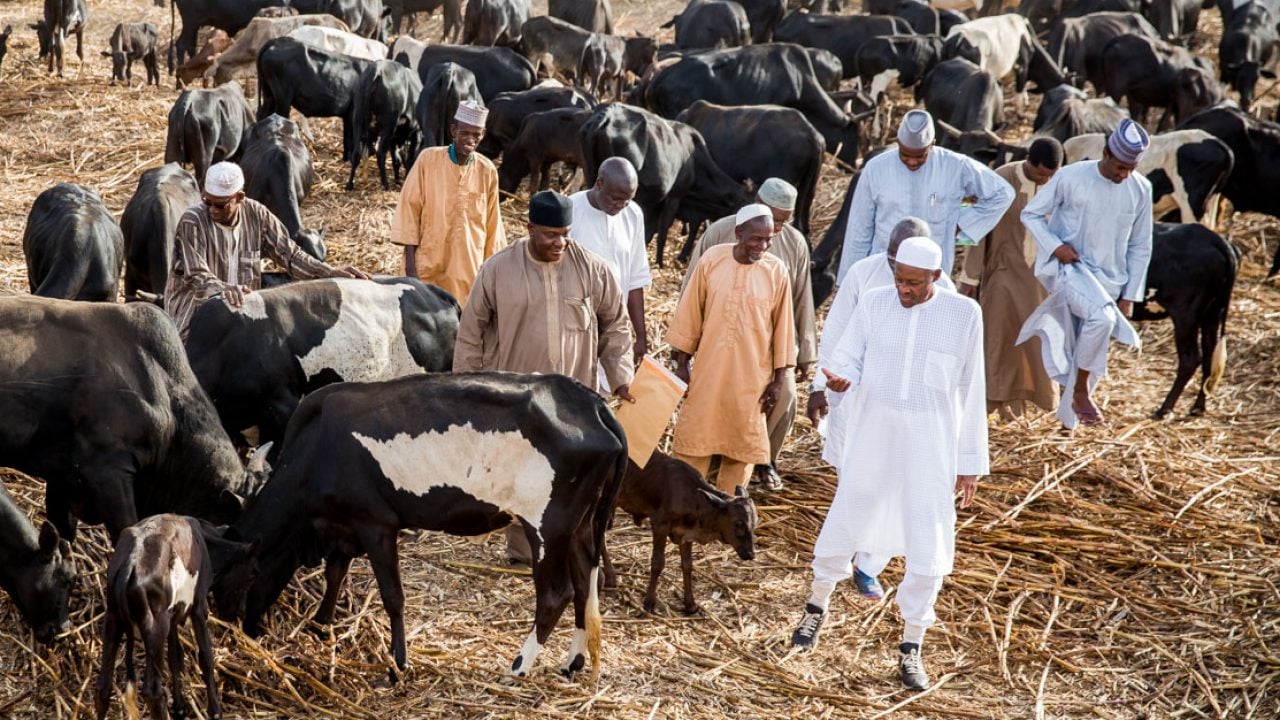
{"left": 247, "top": 441, "right": 273, "bottom": 474}
{"left": 935, "top": 119, "right": 962, "bottom": 137}
{"left": 984, "top": 129, "right": 1003, "bottom": 144}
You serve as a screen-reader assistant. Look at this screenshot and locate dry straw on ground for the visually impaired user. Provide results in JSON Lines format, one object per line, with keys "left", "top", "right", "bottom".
{"left": 0, "top": 0, "right": 1278, "bottom": 717}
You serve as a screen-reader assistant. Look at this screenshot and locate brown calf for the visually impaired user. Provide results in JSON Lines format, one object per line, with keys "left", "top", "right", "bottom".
{"left": 602, "top": 452, "right": 757, "bottom": 615}
{"left": 174, "top": 29, "right": 231, "bottom": 87}
{"left": 94, "top": 515, "right": 258, "bottom": 720}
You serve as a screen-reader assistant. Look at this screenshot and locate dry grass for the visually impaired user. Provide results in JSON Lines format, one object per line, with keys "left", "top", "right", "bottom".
{"left": 0, "top": 0, "right": 1279, "bottom": 718}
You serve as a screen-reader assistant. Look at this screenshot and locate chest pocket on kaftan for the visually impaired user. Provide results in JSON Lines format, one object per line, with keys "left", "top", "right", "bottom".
{"left": 455, "top": 189, "right": 486, "bottom": 237}
{"left": 564, "top": 296, "right": 593, "bottom": 331}
{"left": 238, "top": 250, "right": 261, "bottom": 288}
{"left": 924, "top": 350, "right": 960, "bottom": 393}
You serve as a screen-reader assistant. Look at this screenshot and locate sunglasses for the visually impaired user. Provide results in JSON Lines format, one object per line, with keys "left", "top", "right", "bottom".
{"left": 203, "top": 195, "right": 238, "bottom": 209}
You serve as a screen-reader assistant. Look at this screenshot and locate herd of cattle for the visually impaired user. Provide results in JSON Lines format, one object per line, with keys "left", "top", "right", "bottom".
{"left": 1, "top": 0, "right": 1279, "bottom": 715}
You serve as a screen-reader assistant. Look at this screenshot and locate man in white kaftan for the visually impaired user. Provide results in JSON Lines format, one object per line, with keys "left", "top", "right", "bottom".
{"left": 1018, "top": 119, "right": 1153, "bottom": 429}
{"left": 791, "top": 238, "right": 988, "bottom": 691}
{"left": 837, "top": 109, "right": 1014, "bottom": 282}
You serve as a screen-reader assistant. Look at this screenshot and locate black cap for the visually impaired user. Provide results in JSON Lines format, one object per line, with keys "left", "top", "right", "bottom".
{"left": 528, "top": 190, "right": 573, "bottom": 228}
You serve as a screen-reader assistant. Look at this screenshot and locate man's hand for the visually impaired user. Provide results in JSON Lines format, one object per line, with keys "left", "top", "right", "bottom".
{"left": 956, "top": 475, "right": 977, "bottom": 509}
{"left": 958, "top": 282, "right": 979, "bottom": 300}
{"left": 1118, "top": 299, "right": 1133, "bottom": 318}
{"left": 759, "top": 378, "right": 782, "bottom": 414}
{"left": 335, "top": 265, "right": 372, "bottom": 280}
{"left": 614, "top": 384, "right": 636, "bottom": 403}
{"left": 633, "top": 340, "right": 648, "bottom": 369}
{"left": 821, "top": 368, "right": 851, "bottom": 393}
{"left": 223, "top": 285, "right": 252, "bottom": 308}
{"left": 671, "top": 352, "right": 692, "bottom": 386}
{"left": 796, "top": 362, "right": 814, "bottom": 382}
{"left": 806, "top": 391, "right": 828, "bottom": 426}
{"left": 1052, "top": 244, "right": 1080, "bottom": 264}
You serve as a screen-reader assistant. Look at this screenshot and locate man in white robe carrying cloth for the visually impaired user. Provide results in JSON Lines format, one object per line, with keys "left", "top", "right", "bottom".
{"left": 790, "top": 238, "right": 988, "bottom": 691}
{"left": 837, "top": 109, "right": 1014, "bottom": 282}
{"left": 1018, "top": 118, "right": 1153, "bottom": 429}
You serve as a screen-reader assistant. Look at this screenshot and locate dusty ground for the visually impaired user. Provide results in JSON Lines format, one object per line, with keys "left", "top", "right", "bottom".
{"left": 0, "top": 0, "right": 1278, "bottom": 718}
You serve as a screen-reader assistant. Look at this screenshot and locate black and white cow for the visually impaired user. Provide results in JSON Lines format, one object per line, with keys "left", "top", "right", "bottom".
{"left": 0, "top": 485, "right": 75, "bottom": 645}
{"left": 185, "top": 277, "right": 460, "bottom": 451}
{"left": 24, "top": 183, "right": 123, "bottom": 302}
{"left": 240, "top": 114, "right": 315, "bottom": 239}
{"left": 164, "top": 81, "right": 255, "bottom": 186}
{"left": 31, "top": 0, "right": 87, "bottom": 77}
{"left": 1063, "top": 130, "right": 1234, "bottom": 224}
{"left": 348, "top": 59, "right": 422, "bottom": 191}
{"left": 121, "top": 163, "right": 202, "bottom": 304}
{"left": 854, "top": 34, "right": 944, "bottom": 101}
{"left": 228, "top": 373, "right": 628, "bottom": 680}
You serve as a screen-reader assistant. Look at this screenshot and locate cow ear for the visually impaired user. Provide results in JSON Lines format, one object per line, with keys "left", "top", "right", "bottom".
{"left": 1263, "top": 69, "right": 1278, "bottom": 80}
{"left": 28, "top": 23, "right": 40, "bottom": 30}
{"left": 699, "top": 488, "right": 726, "bottom": 506}
{"left": 38, "top": 521, "right": 60, "bottom": 556}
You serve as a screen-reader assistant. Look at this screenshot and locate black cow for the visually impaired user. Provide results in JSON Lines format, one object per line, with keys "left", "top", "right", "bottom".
{"left": 1147, "top": 0, "right": 1202, "bottom": 40}
{"left": 665, "top": 0, "right": 751, "bottom": 50}
{"left": 642, "top": 44, "right": 862, "bottom": 165}
{"left": 240, "top": 114, "right": 314, "bottom": 239}
{"left": 463, "top": 0, "right": 530, "bottom": 46}
{"left": 1032, "top": 83, "right": 1127, "bottom": 140}
{"left": 918, "top": 57, "right": 1003, "bottom": 132}
{"left": 866, "top": 0, "right": 940, "bottom": 34}
{"left": 550, "top": 0, "right": 613, "bottom": 33}
{"left": 810, "top": 168, "right": 862, "bottom": 306}
{"left": 938, "top": 8, "right": 969, "bottom": 36}
{"left": 31, "top": 0, "right": 87, "bottom": 77}
{"left": 0, "top": 486, "right": 75, "bottom": 645}
{"left": 186, "top": 277, "right": 459, "bottom": 452}
{"left": 291, "top": 0, "right": 388, "bottom": 41}
{"left": 807, "top": 47, "right": 844, "bottom": 90}
{"left": 773, "top": 13, "right": 915, "bottom": 78}
{"left": 413, "top": 44, "right": 536, "bottom": 100}
{"left": 417, "top": 62, "right": 482, "bottom": 149}
{"left": 739, "top": 0, "right": 785, "bottom": 42}
{"left": 1177, "top": 106, "right": 1280, "bottom": 275}
{"left": 1101, "top": 34, "right": 1224, "bottom": 130}
{"left": 854, "top": 33, "right": 944, "bottom": 99}
{"left": 24, "top": 184, "right": 122, "bottom": 302}
{"left": 257, "top": 36, "right": 372, "bottom": 162}
{"left": 0, "top": 26, "right": 12, "bottom": 74}
{"left": 164, "top": 81, "right": 254, "bottom": 186}
{"left": 520, "top": 14, "right": 593, "bottom": 79}
{"left": 101, "top": 22, "right": 159, "bottom": 86}
{"left": 498, "top": 107, "right": 591, "bottom": 193}
{"left": 1019, "top": 0, "right": 1145, "bottom": 36}
{"left": 933, "top": 120, "right": 1028, "bottom": 166}
{"left": 578, "top": 33, "right": 627, "bottom": 99}
{"left": 168, "top": 0, "right": 282, "bottom": 73}
{"left": 1219, "top": 2, "right": 1279, "bottom": 110}
{"left": 386, "top": 0, "right": 460, "bottom": 39}
{"left": 0, "top": 297, "right": 267, "bottom": 541}
{"left": 479, "top": 85, "right": 595, "bottom": 157}
{"left": 579, "top": 103, "right": 753, "bottom": 266}
{"left": 228, "top": 373, "right": 627, "bottom": 680}
{"left": 121, "top": 163, "right": 201, "bottom": 304}
{"left": 1132, "top": 223, "right": 1238, "bottom": 418}
{"left": 1046, "top": 12, "right": 1160, "bottom": 93}
{"left": 675, "top": 100, "right": 824, "bottom": 236}
{"left": 349, "top": 59, "right": 422, "bottom": 191}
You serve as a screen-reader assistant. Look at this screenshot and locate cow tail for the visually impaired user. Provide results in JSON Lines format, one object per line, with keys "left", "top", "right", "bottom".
{"left": 797, "top": 139, "right": 821, "bottom": 236}
{"left": 350, "top": 67, "right": 373, "bottom": 177}
{"left": 167, "top": 0, "right": 176, "bottom": 73}
{"left": 1207, "top": 243, "right": 1238, "bottom": 395}
{"left": 587, "top": 404, "right": 627, "bottom": 681}
{"left": 164, "top": 104, "right": 184, "bottom": 165}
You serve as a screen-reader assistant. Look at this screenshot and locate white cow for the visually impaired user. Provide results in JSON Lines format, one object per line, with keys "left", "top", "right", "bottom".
{"left": 204, "top": 15, "right": 350, "bottom": 86}
{"left": 389, "top": 35, "right": 428, "bottom": 69}
{"left": 286, "top": 26, "right": 389, "bottom": 63}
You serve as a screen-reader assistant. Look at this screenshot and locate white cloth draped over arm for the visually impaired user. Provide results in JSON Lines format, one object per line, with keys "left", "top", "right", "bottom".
{"left": 957, "top": 156, "right": 1016, "bottom": 244}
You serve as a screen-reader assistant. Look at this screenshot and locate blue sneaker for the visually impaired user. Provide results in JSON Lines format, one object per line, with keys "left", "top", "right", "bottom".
{"left": 854, "top": 569, "right": 884, "bottom": 599}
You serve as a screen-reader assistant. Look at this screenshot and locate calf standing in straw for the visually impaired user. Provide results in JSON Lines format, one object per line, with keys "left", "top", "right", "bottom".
{"left": 1018, "top": 119, "right": 1153, "bottom": 429}
{"left": 791, "top": 238, "right": 988, "bottom": 691}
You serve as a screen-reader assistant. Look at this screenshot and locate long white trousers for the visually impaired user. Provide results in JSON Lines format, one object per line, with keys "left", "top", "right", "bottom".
{"left": 807, "top": 552, "right": 945, "bottom": 644}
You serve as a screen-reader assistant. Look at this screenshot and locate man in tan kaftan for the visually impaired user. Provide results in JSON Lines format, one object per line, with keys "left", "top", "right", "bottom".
{"left": 681, "top": 179, "right": 816, "bottom": 491}
{"left": 669, "top": 204, "right": 797, "bottom": 494}
{"left": 454, "top": 190, "right": 635, "bottom": 564}
{"left": 391, "top": 100, "right": 506, "bottom": 305}
{"left": 958, "top": 138, "right": 1062, "bottom": 418}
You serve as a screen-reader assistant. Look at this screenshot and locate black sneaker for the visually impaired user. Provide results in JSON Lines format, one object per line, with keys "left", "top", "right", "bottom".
{"left": 899, "top": 642, "right": 930, "bottom": 689}
{"left": 790, "top": 603, "right": 826, "bottom": 650}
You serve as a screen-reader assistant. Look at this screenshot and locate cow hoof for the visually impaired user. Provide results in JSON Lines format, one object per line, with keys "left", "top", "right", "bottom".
{"left": 559, "top": 653, "right": 585, "bottom": 678}
{"left": 305, "top": 620, "right": 332, "bottom": 639}
{"left": 681, "top": 604, "right": 701, "bottom": 617}
{"left": 1189, "top": 405, "right": 1206, "bottom": 417}
{"left": 1150, "top": 408, "right": 1170, "bottom": 420}
{"left": 642, "top": 597, "right": 657, "bottom": 614}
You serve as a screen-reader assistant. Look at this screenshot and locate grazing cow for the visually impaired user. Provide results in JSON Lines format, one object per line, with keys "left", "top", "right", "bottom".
{"left": 202, "top": 15, "right": 350, "bottom": 87}
{"left": 579, "top": 102, "right": 753, "bottom": 265}
{"left": 417, "top": 61, "right": 482, "bottom": 148}
{"left": 348, "top": 59, "right": 422, "bottom": 190}
{"left": 240, "top": 114, "right": 315, "bottom": 239}
{"left": 738, "top": 0, "right": 785, "bottom": 42}
{"left": 463, "top": 0, "right": 531, "bottom": 46}
{"left": 1219, "top": 2, "right": 1279, "bottom": 111}
{"left": 1045, "top": 12, "right": 1160, "bottom": 93}
{"left": 24, "top": 184, "right": 122, "bottom": 302}
{"left": 257, "top": 37, "right": 372, "bottom": 161}
{"left": 389, "top": 34, "right": 427, "bottom": 68}
{"left": 0, "top": 297, "right": 267, "bottom": 541}
{"left": 101, "top": 22, "right": 159, "bottom": 86}
{"left": 1132, "top": 223, "right": 1239, "bottom": 418}
{"left": 228, "top": 373, "right": 627, "bottom": 680}
{"left": 854, "top": 34, "right": 944, "bottom": 100}
{"left": 550, "top": 0, "right": 614, "bottom": 33}
{"left": 932, "top": 120, "right": 1027, "bottom": 165}
{"left": 918, "top": 57, "right": 1004, "bottom": 131}
{"left": 1176, "top": 106, "right": 1280, "bottom": 275}
{"left": 0, "top": 486, "right": 75, "bottom": 645}
{"left": 168, "top": 0, "right": 286, "bottom": 72}
{"left": 1147, "top": 0, "right": 1202, "bottom": 40}
{"left": 479, "top": 85, "right": 595, "bottom": 157}
{"left": 578, "top": 33, "right": 627, "bottom": 99}
{"left": 498, "top": 107, "right": 590, "bottom": 193}
{"left": 186, "top": 277, "right": 459, "bottom": 450}
{"left": 31, "top": 0, "right": 87, "bottom": 77}
{"left": 413, "top": 45, "right": 536, "bottom": 100}
{"left": 1101, "top": 35, "right": 1224, "bottom": 130}
{"left": 642, "top": 44, "right": 862, "bottom": 165}
{"left": 386, "top": 0, "right": 461, "bottom": 39}
{"left": 867, "top": 0, "right": 941, "bottom": 34}
{"left": 291, "top": 0, "right": 388, "bottom": 41}
{"left": 1063, "top": 130, "right": 1234, "bottom": 224}
{"left": 286, "top": 24, "right": 388, "bottom": 61}
{"left": 675, "top": 100, "right": 824, "bottom": 235}
{"left": 1032, "top": 83, "right": 1127, "bottom": 141}
{"left": 175, "top": 29, "right": 231, "bottom": 87}
{"left": 0, "top": 26, "right": 12, "bottom": 74}
{"left": 121, "top": 163, "right": 202, "bottom": 304}
{"left": 600, "top": 453, "right": 757, "bottom": 615}
{"left": 773, "top": 13, "right": 914, "bottom": 78}
{"left": 94, "top": 515, "right": 259, "bottom": 720}
{"left": 943, "top": 14, "right": 1073, "bottom": 98}
{"left": 665, "top": 0, "right": 752, "bottom": 50}
{"left": 164, "top": 81, "right": 254, "bottom": 185}
{"left": 520, "top": 14, "right": 592, "bottom": 79}
{"left": 807, "top": 47, "right": 844, "bottom": 90}
{"left": 1019, "top": 0, "right": 1145, "bottom": 36}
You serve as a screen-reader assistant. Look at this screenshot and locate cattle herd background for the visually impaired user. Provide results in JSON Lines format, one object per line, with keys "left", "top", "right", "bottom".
{"left": 0, "top": 0, "right": 1278, "bottom": 716}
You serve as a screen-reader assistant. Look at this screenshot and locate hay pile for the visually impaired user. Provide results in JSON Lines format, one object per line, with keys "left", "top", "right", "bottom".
{"left": 0, "top": 0, "right": 1278, "bottom": 717}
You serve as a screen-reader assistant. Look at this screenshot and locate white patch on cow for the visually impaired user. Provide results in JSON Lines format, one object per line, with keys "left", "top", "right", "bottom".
{"left": 286, "top": 25, "right": 388, "bottom": 62}
{"left": 297, "top": 279, "right": 424, "bottom": 383}
{"left": 352, "top": 424, "right": 556, "bottom": 537}
{"left": 510, "top": 630, "right": 544, "bottom": 676}
{"left": 561, "top": 628, "right": 587, "bottom": 674}
{"left": 1064, "top": 130, "right": 1217, "bottom": 224}
{"left": 869, "top": 69, "right": 900, "bottom": 103}
{"left": 230, "top": 292, "right": 269, "bottom": 319}
{"left": 168, "top": 557, "right": 199, "bottom": 612}
{"left": 947, "top": 15, "right": 1029, "bottom": 82}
